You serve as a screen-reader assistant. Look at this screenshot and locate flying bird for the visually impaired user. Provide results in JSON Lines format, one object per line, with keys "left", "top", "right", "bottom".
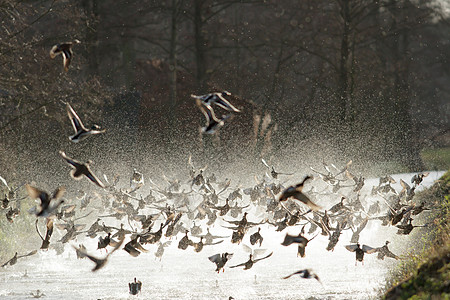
{"left": 208, "top": 252, "right": 234, "bottom": 273}
{"left": 195, "top": 98, "right": 229, "bottom": 134}
{"left": 65, "top": 102, "right": 105, "bottom": 143}
{"left": 282, "top": 269, "right": 321, "bottom": 284}
{"left": 72, "top": 238, "right": 124, "bottom": 271}
{"left": 261, "top": 158, "right": 294, "bottom": 179}
{"left": 191, "top": 91, "right": 240, "bottom": 112}
{"left": 345, "top": 243, "right": 377, "bottom": 265}
{"left": 278, "top": 176, "right": 321, "bottom": 211}
{"left": 229, "top": 252, "right": 273, "bottom": 270}
{"left": 26, "top": 185, "right": 65, "bottom": 217}
{"left": 59, "top": 151, "right": 105, "bottom": 188}
{"left": 49, "top": 39, "right": 81, "bottom": 72}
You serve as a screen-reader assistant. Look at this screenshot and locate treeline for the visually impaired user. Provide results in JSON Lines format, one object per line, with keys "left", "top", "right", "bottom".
{"left": 1, "top": 0, "right": 449, "bottom": 181}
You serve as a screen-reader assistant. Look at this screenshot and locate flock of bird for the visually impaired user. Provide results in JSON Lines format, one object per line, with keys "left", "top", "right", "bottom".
{"left": 0, "top": 39, "right": 437, "bottom": 298}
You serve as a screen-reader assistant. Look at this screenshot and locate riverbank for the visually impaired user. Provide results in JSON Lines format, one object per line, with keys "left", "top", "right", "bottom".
{"left": 383, "top": 171, "right": 449, "bottom": 299}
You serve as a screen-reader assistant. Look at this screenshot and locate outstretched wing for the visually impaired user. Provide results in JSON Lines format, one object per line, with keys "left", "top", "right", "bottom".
{"left": 253, "top": 251, "right": 273, "bottom": 263}
{"left": 282, "top": 269, "right": 305, "bottom": 279}
{"left": 362, "top": 244, "right": 377, "bottom": 254}
{"left": 59, "top": 151, "right": 82, "bottom": 169}
{"left": 66, "top": 103, "right": 85, "bottom": 132}
{"left": 215, "top": 93, "right": 240, "bottom": 112}
{"left": 345, "top": 244, "right": 358, "bottom": 252}
{"left": 84, "top": 168, "right": 105, "bottom": 188}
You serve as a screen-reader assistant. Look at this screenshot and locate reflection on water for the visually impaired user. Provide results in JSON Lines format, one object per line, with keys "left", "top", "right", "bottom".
{"left": 0, "top": 172, "right": 444, "bottom": 299}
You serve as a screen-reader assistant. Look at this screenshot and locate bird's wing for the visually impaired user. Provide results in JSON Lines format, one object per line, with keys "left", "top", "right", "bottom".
{"left": 215, "top": 94, "right": 240, "bottom": 112}
{"left": 345, "top": 244, "right": 358, "bottom": 252}
{"left": 17, "top": 250, "right": 37, "bottom": 259}
{"left": 25, "top": 185, "right": 47, "bottom": 201}
{"left": 261, "top": 158, "right": 271, "bottom": 169}
{"left": 282, "top": 270, "right": 303, "bottom": 279}
{"left": 62, "top": 49, "right": 72, "bottom": 72}
{"left": 208, "top": 253, "right": 221, "bottom": 263}
{"left": 84, "top": 169, "right": 106, "bottom": 188}
{"left": 229, "top": 261, "right": 247, "bottom": 268}
{"left": 0, "top": 175, "right": 9, "bottom": 190}
{"left": 59, "top": 151, "right": 82, "bottom": 169}
{"left": 66, "top": 103, "right": 85, "bottom": 132}
{"left": 293, "top": 193, "right": 321, "bottom": 211}
{"left": 362, "top": 245, "right": 377, "bottom": 254}
{"left": 52, "top": 186, "right": 66, "bottom": 200}
{"left": 253, "top": 251, "right": 273, "bottom": 263}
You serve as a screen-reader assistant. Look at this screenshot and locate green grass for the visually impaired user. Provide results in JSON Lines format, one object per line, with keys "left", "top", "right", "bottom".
{"left": 421, "top": 147, "right": 450, "bottom": 171}
{"left": 383, "top": 171, "right": 450, "bottom": 300}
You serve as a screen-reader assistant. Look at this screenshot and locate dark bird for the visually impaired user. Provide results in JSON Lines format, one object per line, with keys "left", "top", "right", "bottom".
{"left": 128, "top": 277, "right": 142, "bottom": 295}
{"left": 178, "top": 230, "right": 193, "bottom": 250}
{"left": 376, "top": 241, "right": 399, "bottom": 260}
{"left": 35, "top": 218, "right": 54, "bottom": 249}
{"left": 72, "top": 238, "right": 124, "bottom": 271}
{"left": 65, "top": 102, "right": 105, "bottom": 143}
{"left": 195, "top": 98, "right": 229, "bottom": 134}
{"left": 97, "top": 233, "right": 111, "bottom": 250}
{"left": 249, "top": 227, "right": 263, "bottom": 247}
{"left": 229, "top": 252, "right": 273, "bottom": 270}
{"left": 124, "top": 236, "right": 148, "bottom": 257}
{"left": 1, "top": 250, "right": 37, "bottom": 267}
{"left": 26, "top": 185, "right": 65, "bottom": 217}
{"left": 396, "top": 218, "right": 428, "bottom": 235}
{"left": 281, "top": 232, "right": 318, "bottom": 258}
{"left": 59, "top": 151, "right": 105, "bottom": 188}
{"left": 282, "top": 269, "right": 321, "bottom": 284}
{"left": 345, "top": 243, "right": 377, "bottom": 265}
{"left": 411, "top": 172, "right": 429, "bottom": 186}
{"left": 49, "top": 39, "right": 80, "bottom": 72}
{"left": 191, "top": 91, "right": 240, "bottom": 112}
{"left": 208, "top": 252, "right": 234, "bottom": 273}
{"left": 278, "top": 176, "right": 321, "bottom": 211}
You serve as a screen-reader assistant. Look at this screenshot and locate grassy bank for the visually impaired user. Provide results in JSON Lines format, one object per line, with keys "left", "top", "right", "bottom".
{"left": 383, "top": 171, "right": 450, "bottom": 299}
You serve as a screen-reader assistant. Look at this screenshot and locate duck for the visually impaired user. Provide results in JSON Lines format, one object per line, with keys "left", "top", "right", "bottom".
{"left": 59, "top": 151, "right": 105, "bottom": 188}
{"left": 30, "top": 289, "right": 46, "bottom": 298}
{"left": 282, "top": 269, "right": 321, "bottom": 284}
{"left": 194, "top": 98, "right": 229, "bottom": 134}
{"left": 344, "top": 243, "right": 377, "bottom": 265}
{"left": 193, "top": 237, "right": 204, "bottom": 253}
{"left": 261, "top": 158, "right": 294, "bottom": 179}
{"left": 249, "top": 227, "right": 263, "bottom": 246}
{"left": 72, "top": 238, "right": 124, "bottom": 271}
{"left": 281, "top": 232, "right": 318, "bottom": 257}
{"left": 411, "top": 172, "right": 429, "bottom": 186}
{"left": 97, "top": 233, "right": 111, "bottom": 250}
{"left": 49, "top": 39, "right": 80, "bottom": 72}
{"left": 396, "top": 218, "right": 428, "bottom": 235}
{"left": 1, "top": 250, "right": 37, "bottom": 267}
{"left": 278, "top": 176, "right": 321, "bottom": 211}
{"left": 26, "top": 185, "right": 65, "bottom": 217}
{"left": 375, "top": 241, "right": 399, "bottom": 260}
{"left": 128, "top": 277, "right": 142, "bottom": 295}
{"left": 229, "top": 252, "right": 273, "bottom": 270}
{"left": 178, "top": 230, "right": 193, "bottom": 250}
{"left": 191, "top": 91, "right": 240, "bottom": 112}
{"left": 208, "top": 252, "right": 234, "bottom": 273}
{"left": 65, "top": 102, "right": 105, "bottom": 143}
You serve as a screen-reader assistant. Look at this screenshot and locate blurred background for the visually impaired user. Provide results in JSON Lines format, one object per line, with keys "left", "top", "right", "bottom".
{"left": 1, "top": 0, "right": 449, "bottom": 186}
